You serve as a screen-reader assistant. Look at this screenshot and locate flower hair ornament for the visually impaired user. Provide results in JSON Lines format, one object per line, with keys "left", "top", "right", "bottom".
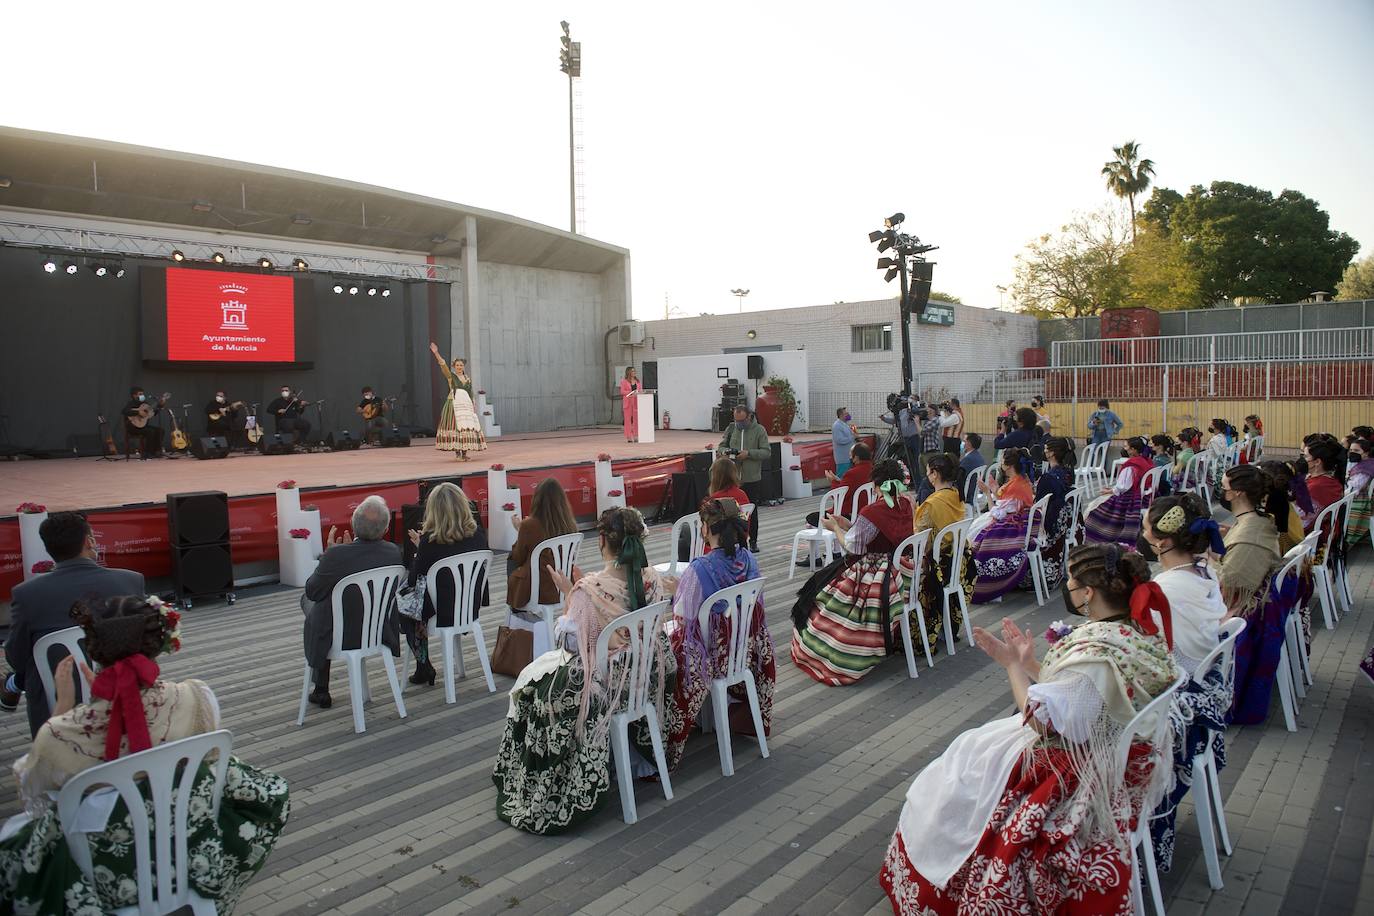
{"left": 86, "top": 596, "right": 181, "bottom": 760}
{"left": 146, "top": 595, "right": 183, "bottom": 655}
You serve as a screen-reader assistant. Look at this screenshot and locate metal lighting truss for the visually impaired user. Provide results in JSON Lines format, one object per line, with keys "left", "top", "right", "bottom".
{"left": 0, "top": 219, "right": 457, "bottom": 282}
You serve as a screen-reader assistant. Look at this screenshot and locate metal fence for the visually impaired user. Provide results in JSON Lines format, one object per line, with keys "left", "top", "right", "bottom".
{"left": 1051, "top": 327, "right": 1374, "bottom": 367}
{"left": 1039, "top": 299, "right": 1374, "bottom": 349}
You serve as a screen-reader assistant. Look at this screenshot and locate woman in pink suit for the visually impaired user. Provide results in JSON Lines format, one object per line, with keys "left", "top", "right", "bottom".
{"left": 620, "top": 366, "right": 642, "bottom": 442}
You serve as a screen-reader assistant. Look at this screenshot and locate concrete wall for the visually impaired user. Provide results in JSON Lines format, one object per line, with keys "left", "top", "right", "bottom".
{"left": 639, "top": 299, "right": 1036, "bottom": 430}
{"left": 657, "top": 351, "right": 809, "bottom": 432}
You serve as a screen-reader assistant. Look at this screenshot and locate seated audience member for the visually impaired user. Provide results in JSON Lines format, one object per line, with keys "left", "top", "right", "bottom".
{"left": 881, "top": 545, "right": 1179, "bottom": 913}
{"left": 3, "top": 511, "right": 145, "bottom": 737}
{"left": 663, "top": 498, "right": 774, "bottom": 770}
{"left": 1150, "top": 434, "right": 1176, "bottom": 495}
{"left": 790, "top": 460, "right": 916, "bottom": 685}
{"left": 1344, "top": 436, "right": 1374, "bottom": 546}
{"left": 508, "top": 478, "right": 579, "bottom": 610}
{"left": 1302, "top": 435, "right": 1346, "bottom": 526}
{"left": 708, "top": 456, "right": 750, "bottom": 509}
{"left": 0, "top": 595, "right": 290, "bottom": 912}
{"left": 301, "top": 495, "right": 402, "bottom": 709}
{"left": 1255, "top": 460, "right": 1305, "bottom": 554}
{"left": 806, "top": 442, "right": 874, "bottom": 528}
{"left": 1032, "top": 436, "right": 1077, "bottom": 591}
{"left": 401, "top": 483, "right": 489, "bottom": 686}
{"left": 912, "top": 454, "right": 975, "bottom": 649}
{"left": 958, "top": 432, "right": 986, "bottom": 504}
{"left": 492, "top": 508, "right": 669, "bottom": 834}
{"left": 1083, "top": 436, "right": 1154, "bottom": 548}
{"left": 970, "top": 448, "right": 1036, "bottom": 602}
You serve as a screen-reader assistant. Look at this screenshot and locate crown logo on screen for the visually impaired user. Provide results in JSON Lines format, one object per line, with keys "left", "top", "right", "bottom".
{"left": 219, "top": 283, "right": 249, "bottom": 330}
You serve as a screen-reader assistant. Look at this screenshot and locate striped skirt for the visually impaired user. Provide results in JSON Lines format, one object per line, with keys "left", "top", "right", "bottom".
{"left": 790, "top": 553, "right": 909, "bottom": 686}
{"left": 971, "top": 513, "right": 1030, "bottom": 603}
{"left": 1084, "top": 491, "right": 1143, "bottom": 548}
{"left": 1346, "top": 495, "right": 1372, "bottom": 546}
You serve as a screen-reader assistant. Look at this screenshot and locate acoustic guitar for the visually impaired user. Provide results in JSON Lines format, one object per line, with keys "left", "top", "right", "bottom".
{"left": 97, "top": 414, "right": 117, "bottom": 457}
{"left": 169, "top": 406, "right": 189, "bottom": 451}
{"left": 245, "top": 403, "right": 263, "bottom": 444}
{"left": 127, "top": 392, "right": 172, "bottom": 429}
{"left": 361, "top": 398, "right": 385, "bottom": 420}
{"left": 208, "top": 400, "right": 246, "bottom": 422}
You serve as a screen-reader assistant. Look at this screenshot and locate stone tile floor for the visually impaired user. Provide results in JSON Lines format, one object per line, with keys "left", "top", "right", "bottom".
{"left": 2, "top": 495, "right": 1369, "bottom": 915}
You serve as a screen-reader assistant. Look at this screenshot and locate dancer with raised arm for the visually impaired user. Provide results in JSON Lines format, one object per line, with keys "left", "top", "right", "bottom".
{"left": 429, "top": 342, "right": 487, "bottom": 460}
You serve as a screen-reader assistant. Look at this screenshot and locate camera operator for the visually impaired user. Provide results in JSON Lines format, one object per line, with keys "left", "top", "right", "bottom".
{"left": 716, "top": 405, "right": 769, "bottom": 552}
{"left": 880, "top": 394, "right": 921, "bottom": 466}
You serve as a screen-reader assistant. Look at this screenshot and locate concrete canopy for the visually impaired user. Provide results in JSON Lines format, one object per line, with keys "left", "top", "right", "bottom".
{"left": 0, "top": 126, "right": 627, "bottom": 273}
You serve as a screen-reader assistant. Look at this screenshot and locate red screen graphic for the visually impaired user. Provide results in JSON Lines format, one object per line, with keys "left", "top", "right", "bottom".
{"left": 165, "top": 268, "right": 296, "bottom": 362}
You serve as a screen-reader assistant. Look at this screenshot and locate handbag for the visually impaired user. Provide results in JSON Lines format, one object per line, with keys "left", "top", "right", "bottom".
{"left": 491, "top": 625, "right": 534, "bottom": 677}
{"left": 397, "top": 575, "right": 426, "bottom": 621}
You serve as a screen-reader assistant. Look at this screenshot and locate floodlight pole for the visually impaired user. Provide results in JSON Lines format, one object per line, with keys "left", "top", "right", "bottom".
{"left": 896, "top": 259, "right": 914, "bottom": 397}
{"left": 567, "top": 74, "right": 576, "bottom": 234}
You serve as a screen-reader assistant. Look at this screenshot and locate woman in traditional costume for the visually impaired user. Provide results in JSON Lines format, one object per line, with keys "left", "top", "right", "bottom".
{"left": 1342, "top": 436, "right": 1373, "bottom": 546}
{"left": 790, "top": 459, "right": 917, "bottom": 685}
{"left": 1031, "top": 436, "right": 1077, "bottom": 592}
{"left": 661, "top": 498, "right": 774, "bottom": 771}
{"left": 969, "top": 447, "right": 1035, "bottom": 602}
{"left": 428, "top": 341, "right": 487, "bottom": 460}
{"left": 912, "top": 454, "right": 974, "bottom": 650}
{"left": 0, "top": 596, "right": 290, "bottom": 913}
{"left": 880, "top": 544, "right": 1180, "bottom": 914}
{"left": 492, "top": 508, "right": 672, "bottom": 834}
{"left": 1085, "top": 436, "right": 1156, "bottom": 548}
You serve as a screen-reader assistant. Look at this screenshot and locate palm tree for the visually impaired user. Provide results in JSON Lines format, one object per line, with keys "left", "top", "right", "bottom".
{"left": 1101, "top": 141, "right": 1155, "bottom": 243}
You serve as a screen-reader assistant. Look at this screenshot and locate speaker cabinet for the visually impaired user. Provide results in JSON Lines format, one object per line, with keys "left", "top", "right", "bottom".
{"left": 380, "top": 427, "right": 412, "bottom": 448}
{"left": 419, "top": 476, "right": 467, "bottom": 504}
{"left": 166, "top": 491, "right": 233, "bottom": 601}
{"left": 641, "top": 360, "right": 658, "bottom": 390}
{"left": 192, "top": 436, "right": 230, "bottom": 460}
{"left": 258, "top": 432, "right": 296, "bottom": 455}
{"left": 327, "top": 431, "right": 362, "bottom": 451}
{"left": 747, "top": 354, "right": 765, "bottom": 380}
{"left": 685, "top": 450, "right": 714, "bottom": 473}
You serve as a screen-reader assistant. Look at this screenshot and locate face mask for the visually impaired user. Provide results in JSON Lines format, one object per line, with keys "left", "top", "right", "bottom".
{"left": 1135, "top": 534, "right": 1160, "bottom": 562}
{"left": 1062, "top": 587, "right": 1089, "bottom": 618}
{"left": 1121, "top": 448, "right": 1130, "bottom": 459}
{"left": 365, "top": 394, "right": 374, "bottom": 400}
{"left": 281, "top": 391, "right": 291, "bottom": 398}
{"left": 843, "top": 414, "right": 851, "bottom": 422}
{"left": 1218, "top": 493, "right": 1233, "bottom": 510}
{"left": 215, "top": 395, "right": 225, "bottom": 403}
{"left": 137, "top": 394, "right": 145, "bottom": 402}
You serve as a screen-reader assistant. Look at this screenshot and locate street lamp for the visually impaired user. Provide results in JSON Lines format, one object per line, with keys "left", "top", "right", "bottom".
{"left": 559, "top": 21, "right": 582, "bottom": 234}
{"left": 868, "top": 213, "right": 938, "bottom": 396}
{"left": 730, "top": 288, "right": 751, "bottom": 312}
{"left": 996, "top": 284, "right": 1007, "bottom": 309}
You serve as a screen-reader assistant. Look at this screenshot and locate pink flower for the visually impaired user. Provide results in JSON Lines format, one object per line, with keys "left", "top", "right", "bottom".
{"left": 31, "top": 560, "right": 54, "bottom": 573}
{"left": 597, "top": 453, "right": 612, "bottom": 462}
{"left": 1044, "top": 620, "right": 1073, "bottom": 645}
{"left": 478, "top": 389, "right": 487, "bottom": 395}
{"left": 288, "top": 528, "right": 311, "bottom": 539}
{"left": 607, "top": 489, "right": 623, "bottom": 497}
{"left": 277, "top": 480, "right": 296, "bottom": 490}
{"left": 16, "top": 502, "right": 45, "bottom": 514}
{"left": 704, "top": 444, "right": 715, "bottom": 451}
{"left": 783, "top": 436, "right": 794, "bottom": 444}
{"left": 490, "top": 463, "right": 505, "bottom": 471}
{"left": 502, "top": 502, "right": 516, "bottom": 511}
{"left": 483, "top": 411, "right": 492, "bottom": 416}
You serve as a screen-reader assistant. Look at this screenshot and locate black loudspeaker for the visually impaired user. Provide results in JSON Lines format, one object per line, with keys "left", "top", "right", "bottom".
{"left": 380, "top": 427, "right": 411, "bottom": 448}
{"left": 747, "top": 355, "right": 765, "bottom": 380}
{"left": 166, "top": 491, "right": 233, "bottom": 600}
{"left": 761, "top": 443, "right": 784, "bottom": 501}
{"left": 258, "top": 432, "right": 296, "bottom": 455}
{"left": 191, "top": 436, "right": 230, "bottom": 460}
{"left": 326, "top": 431, "right": 362, "bottom": 451}
{"left": 907, "top": 260, "right": 934, "bottom": 316}
{"left": 419, "top": 476, "right": 467, "bottom": 504}
{"left": 716, "top": 406, "right": 735, "bottom": 432}
{"left": 685, "top": 450, "right": 715, "bottom": 473}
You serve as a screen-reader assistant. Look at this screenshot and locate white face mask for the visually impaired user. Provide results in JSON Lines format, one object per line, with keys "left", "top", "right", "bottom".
{"left": 215, "top": 395, "right": 225, "bottom": 403}
{"left": 280, "top": 390, "right": 291, "bottom": 398}
{"left": 364, "top": 393, "right": 373, "bottom": 400}
{"left": 137, "top": 394, "right": 145, "bottom": 402}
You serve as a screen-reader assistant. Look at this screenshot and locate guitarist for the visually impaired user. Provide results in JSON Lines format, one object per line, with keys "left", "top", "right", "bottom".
{"left": 121, "top": 386, "right": 165, "bottom": 458}
{"left": 356, "top": 386, "right": 387, "bottom": 444}
{"left": 205, "top": 390, "right": 244, "bottom": 445}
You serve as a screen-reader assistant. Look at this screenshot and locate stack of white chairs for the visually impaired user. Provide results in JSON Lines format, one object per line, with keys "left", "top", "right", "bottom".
{"left": 789, "top": 487, "right": 847, "bottom": 579}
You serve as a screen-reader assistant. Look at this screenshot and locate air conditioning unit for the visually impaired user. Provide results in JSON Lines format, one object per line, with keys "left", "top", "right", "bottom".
{"left": 618, "top": 321, "right": 646, "bottom": 346}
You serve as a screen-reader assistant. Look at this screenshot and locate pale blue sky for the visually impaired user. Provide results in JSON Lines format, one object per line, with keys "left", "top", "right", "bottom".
{"left": 5, "top": 0, "right": 1371, "bottom": 317}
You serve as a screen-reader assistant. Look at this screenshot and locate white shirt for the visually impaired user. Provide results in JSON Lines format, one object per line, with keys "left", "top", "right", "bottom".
{"left": 1154, "top": 564, "right": 1226, "bottom": 675}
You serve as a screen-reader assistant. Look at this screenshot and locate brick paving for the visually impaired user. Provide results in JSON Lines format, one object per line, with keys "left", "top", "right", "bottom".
{"left": 1, "top": 495, "right": 1369, "bottom": 915}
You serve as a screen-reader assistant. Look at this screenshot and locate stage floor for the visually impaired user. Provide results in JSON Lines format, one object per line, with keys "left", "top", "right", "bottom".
{"left": 1, "top": 427, "right": 831, "bottom": 513}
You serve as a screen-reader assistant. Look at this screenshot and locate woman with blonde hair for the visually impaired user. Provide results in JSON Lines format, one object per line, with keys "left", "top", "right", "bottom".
{"left": 404, "top": 482, "right": 489, "bottom": 685}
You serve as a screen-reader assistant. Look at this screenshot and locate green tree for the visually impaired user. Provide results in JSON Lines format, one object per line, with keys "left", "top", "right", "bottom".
{"left": 1011, "top": 207, "right": 1132, "bottom": 318}
{"left": 1101, "top": 140, "right": 1155, "bottom": 243}
{"left": 1123, "top": 224, "right": 1202, "bottom": 311}
{"left": 1139, "top": 182, "right": 1358, "bottom": 305}
{"left": 1336, "top": 253, "right": 1374, "bottom": 300}
{"left": 929, "top": 290, "right": 963, "bottom": 304}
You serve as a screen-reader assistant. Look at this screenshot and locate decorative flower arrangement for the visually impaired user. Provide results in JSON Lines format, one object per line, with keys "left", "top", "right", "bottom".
{"left": 302, "top": 504, "right": 318, "bottom": 512}
{"left": 607, "top": 489, "right": 623, "bottom": 497}
{"left": 597, "top": 453, "right": 612, "bottom": 462}
{"left": 1044, "top": 620, "right": 1073, "bottom": 645}
{"left": 147, "top": 596, "right": 182, "bottom": 654}
{"left": 790, "top": 465, "right": 801, "bottom": 471}
{"left": 478, "top": 389, "right": 487, "bottom": 395}
{"left": 277, "top": 480, "right": 296, "bottom": 490}
{"left": 16, "top": 502, "right": 45, "bottom": 514}
{"left": 31, "top": 560, "right": 54, "bottom": 574}
{"left": 783, "top": 436, "right": 794, "bottom": 444}
{"left": 490, "top": 463, "right": 505, "bottom": 471}
{"left": 501, "top": 502, "right": 516, "bottom": 511}
{"left": 288, "top": 528, "right": 311, "bottom": 539}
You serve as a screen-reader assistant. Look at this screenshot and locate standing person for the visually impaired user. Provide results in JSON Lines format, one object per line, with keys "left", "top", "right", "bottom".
{"left": 3, "top": 512, "right": 145, "bottom": 737}
{"left": 266, "top": 386, "right": 311, "bottom": 440}
{"left": 121, "top": 386, "right": 165, "bottom": 457}
{"left": 947, "top": 398, "right": 966, "bottom": 454}
{"left": 508, "top": 478, "right": 580, "bottom": 611}
{"left": 880, "top": 396, "right": 921, "bottom": 466}
{"left": 831, "top": 407, "right": 856, "bottom": 476}
{"left": 717, "top": 405, "right": 770, "bottom": 552}
{"left": 401, "top": 483, "right": 489, "bottom": 686}
{"left": 429, "top": 342, "right": 487, "bottom": 460}
{"left": 619, "top": 367, "right": 642, "bottom": 443}
{"left": 356, "top": 386, "right": 388, "bottom": 444}
{"left": 938, "top": 403, "right": 962, "bottom": 455}
{"left": 1087, "top": 398, "right": 1123, "bottom": 446}
{"left": 915, "top": 404, "right": 943, "bottom": 478}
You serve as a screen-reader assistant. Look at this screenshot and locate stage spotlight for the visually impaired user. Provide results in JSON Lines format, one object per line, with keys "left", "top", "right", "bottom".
{"left": 878, "top": 237, "right": 893, "bottom": 253}
{"left": 868, "top": 230, "right": 885, "bottom": 243}
{"left": 115, "top": 266, "right": 127, "bottom": 278}
{"left": 380, "top": 288, "right": 392, "bottom": 298}
{"left": 91, "top": 264, "right": 108, "bottom": 277}
{"left": 367, "top": 286, "right": 378, "bottom": 297}
{"left": 292, "top": 258, "right": 308, "bottom": 271}
{"left": 63, "top": 261, "right": 78, "bottom": 275}
{"left": 211, "top": 252, "right": 226, "bottom": 264}
{"left": 258, "top": 257, "right": 273, "bottom": 269}
{"left": 171, "top": 250, "right": 186, "bottom": 262}
{"left": 348, "top": 284, "right": 359, "bottom": 295}
{"left": 884, "top": 212, "right": 905, "bottom": 228}
{"left": 746, "top": 329, "right": 757, "bottom": 339}
{"left": 332, "top": 282, "right": 344, "bottom": 295}
{"left": 877, "top": 257, "right": 899, "bottom": 269}
{"left": 884, "top": 267, "right": 900, "bottom": 283}
{"left": 43, "top": 258, "right": 57, "bottom": 273}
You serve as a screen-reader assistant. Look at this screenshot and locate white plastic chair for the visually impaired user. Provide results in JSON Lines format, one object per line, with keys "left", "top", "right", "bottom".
{"left": 975, "top": 463, "right": 1001, "bottom": 515}
{"left": 1108, "top": 456, "right": 1127, "bottom": 487}
{"left": 931, "top": 518, "right": 974, "bottom": 656}
{"left": 962, "top": 467, "right": 982, "bottom": 513}
{"left": 426, "top": 550, "right": 496, "bottom": 702}
{"left": 789, "top": 487, "right": 847, "bottom": 579}
{"left": 1139, "top": 466, "right": 1165, "bottom": 508}
{"left": 1246, "top": 435, "right": 1264, "bottom": 463}
{"left": 595, "top": 599, "right": 673, "bottom": 824}
{"left": 654, "top": 513, "right": 704, "bottom": 576}
{"left": 517, "top": 532, "right": 583, "bottom": 647}
{"left": 695, "top": 577, "right": 770, "bottom": 776}
{"left": 848, "top": 483, "right": 877, "bottom": 524}
{"left": 894, "top": 529, "right": 934, "bottom": 676}
{"left": 297, "top": 565, "right": 407, "bottom": 733}
{"left": 1063, "top": 486, "right": 1085, "bottom": 550}
{"left": 1023, "top": 494, "right": 1053, "bottom": 607}
{"left": 1282, "top": 533, "right": 1320, "bottom": 692}
{"left": 58, "top": 730, "right": 233, "bottom": 916}
{"left": 33, "top": 625, "right": 93, "bottom": 712}
{"left": 1310, "top": 497, "right": 1349, "bottom": 629}
{"left": 1127, "top": 672, "right": 1188, "bottom": 916}
{"left": 1269, "top": 551, "right": 1303, "bottom": 733}
{"left": 1188, "top": 617, "right": 1247, "bottom": 890}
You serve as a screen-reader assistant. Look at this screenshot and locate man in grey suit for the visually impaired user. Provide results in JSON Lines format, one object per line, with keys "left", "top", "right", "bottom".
{"left": 4, "top": 512, "right": 145, "bottom": 737}
{"left": 301, "top": 495, "right": 403, "bottom": 708}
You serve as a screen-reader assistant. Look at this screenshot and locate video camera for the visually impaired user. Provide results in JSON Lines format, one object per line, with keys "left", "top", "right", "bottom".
{"left": 887, "top": 392, "right": 930, "bottom": 421}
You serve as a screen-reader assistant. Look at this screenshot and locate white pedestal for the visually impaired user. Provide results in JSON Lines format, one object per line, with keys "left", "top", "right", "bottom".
{"left": 635, "top": 391, "right": 656, "bottom": 445}
{"left": 20, "top": 512, "right": 53, "bottom": 581}
{"left": 595, "top": 459, "right": 627, "bottom": 513}
{"left": 780, "top": 442, "right": 810, "bottom": 499}
{"left": 276, "top": 487, "right": 323, "bottom": 584}
{"left": 280, "top": 537, "right": 318, "bottom": 588}
{"left": 487, "top": 468, "right": 522, "bottom": 552}
{"left": 477, "top": 393, "right": 502, "bottom": 438}
{"left": 275, "top": 488, "right": 301, "bottom": 525}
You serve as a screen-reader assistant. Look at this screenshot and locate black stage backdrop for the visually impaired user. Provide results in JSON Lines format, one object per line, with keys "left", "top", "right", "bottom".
{"left": 0, "top": 248, "right": 450, "bottom": 453}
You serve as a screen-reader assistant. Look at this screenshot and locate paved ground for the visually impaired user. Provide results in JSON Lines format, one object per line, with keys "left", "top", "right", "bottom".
{"left": 1, "top": 494, "right": 1369, "bottom": 916}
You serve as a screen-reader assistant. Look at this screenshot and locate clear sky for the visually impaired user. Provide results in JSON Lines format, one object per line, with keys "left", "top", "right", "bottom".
{"left": 5, "top": 0, "right": 1371, "bottom": 319}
